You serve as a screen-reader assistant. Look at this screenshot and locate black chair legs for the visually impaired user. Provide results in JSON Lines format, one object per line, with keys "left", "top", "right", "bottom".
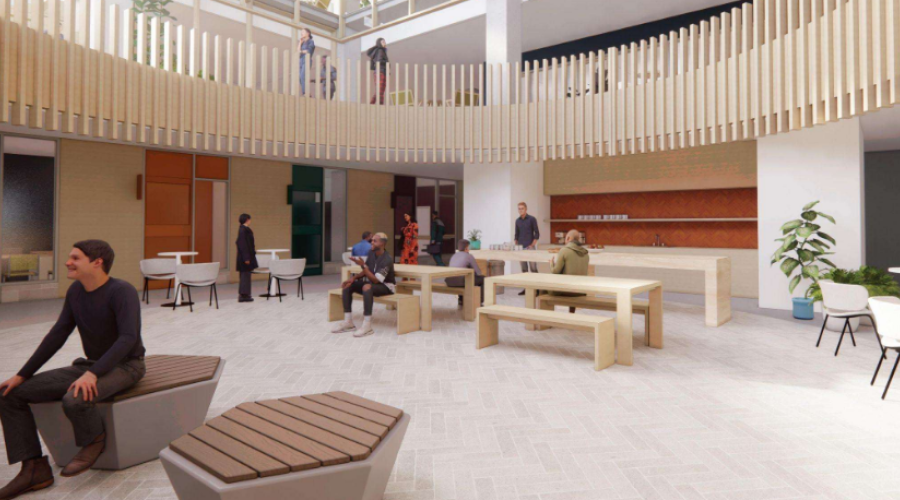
{"left": 277, "top": 280, "right": 283, "bottom": 303}
{"left": 143, "top": 278, "right": 149, "bottom": 304}
{"left": 835, "top": 320, "right": 848, "bottom": 356}
{"left": 882, "top": 352, "right": 900, "bottom": 400}
{"left": 300, "top": 277, "right": 304, "bottom": 300}
{"left": 213, "top": 284, "right": 219, "bottom": 309}
{"left": 848, "top": 321, "right": 857, "bottom": 346}
{"left": 187, "top": 287, "right": 193, "bottom": 312}
{"left": 297, "top": 279, "right": 301, "bottom": 298}
{"left": 872, "top": 352, "right": 886, "bottom": 386}
{"left": 816, "top": 314, "right": 829, "bottom": 347}
{"left": 167, "top": 279, "right": 172, "bottom": 299}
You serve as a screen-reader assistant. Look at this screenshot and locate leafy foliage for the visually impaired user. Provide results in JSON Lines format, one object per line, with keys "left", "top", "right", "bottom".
{"left": 131, "top": 0, "right": 178, "bottom": 70}
{"left": 807, "top": 266, "right": 900, "bottom": 302}
{"left": 466, "top": 229, "right": 482, "bottom": 242}
{"left": 770, "top": 200, "right": 837, "bottom": 297}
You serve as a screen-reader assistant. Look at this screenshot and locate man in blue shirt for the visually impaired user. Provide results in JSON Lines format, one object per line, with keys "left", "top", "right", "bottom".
{"left": 351, "top": 231, "right": 373, "bottom": 257}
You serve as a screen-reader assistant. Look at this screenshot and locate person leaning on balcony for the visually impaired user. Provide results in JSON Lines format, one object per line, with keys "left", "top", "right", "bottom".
{"left": 0, "top": 240, "right": 146, "bottom": 499}
{"left": 545, "top": 229, "right": 590, "bottom": 313}
{"left": 367, "top": 38, "right": 389, "bottom": 105}
{"left": 297, "top": 28, "right": 316, "bottom": 96}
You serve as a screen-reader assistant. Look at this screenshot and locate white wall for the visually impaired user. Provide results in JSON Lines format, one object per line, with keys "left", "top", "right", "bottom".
{"left": 757, "top": 118, "right": 865, "bottom": 310}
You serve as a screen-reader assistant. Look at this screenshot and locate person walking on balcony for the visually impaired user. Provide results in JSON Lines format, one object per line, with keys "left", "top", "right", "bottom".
{"left": 401, "top": 213, "right": 419, "bottom": 265}
{"left": 367, "top": 38, "right": 389, "bottom": 105}
{"left": 297, "top": 28, "right": 315, "bottom": 96}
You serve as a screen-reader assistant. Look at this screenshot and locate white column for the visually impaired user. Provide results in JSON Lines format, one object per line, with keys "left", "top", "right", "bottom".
{"left": 757, "top": 117, "right": 865, "bottom": 310}
{"left": 337, "top": 37, "right": 362, "bottom": 102}
{"left": 485, "top": 0, "right": 521, "bottom": 105}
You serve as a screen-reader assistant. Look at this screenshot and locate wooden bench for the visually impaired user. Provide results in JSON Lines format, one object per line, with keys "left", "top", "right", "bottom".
{"left": 159, "top": 391, "right": 410, "bottom": 500}
{"left": 477, "top": 305, "right": 616, "bottom": 370}
{"left": 536, "top": 294, "right": 655, "bottom": 346}
{"left": 328, "top": 289, "right": 420, "bottom": 335}
{"left": 395, "top": 280, "right": 481, "bottom": 319}
{"left": 33, "top": 355, "right": 224, "bottom": 470}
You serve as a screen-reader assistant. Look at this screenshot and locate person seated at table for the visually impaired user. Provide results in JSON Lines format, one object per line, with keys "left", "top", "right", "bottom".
{"left": 546, "top": 229, "right": 590, "bottom": 313}
{"left": 351, "top": 231, "right": 373, "bottom": 258}
{"left": 0, "top": 240, "right": 146, "bottom": 499}
{"left": 445, "top": 239, "right": 484, "bottom": 307}
{"left": 332, "top": 232, "right": 395, "bottom": 338}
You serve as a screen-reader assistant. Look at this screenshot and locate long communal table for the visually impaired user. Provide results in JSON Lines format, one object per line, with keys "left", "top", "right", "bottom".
{"left": 341, "top": 264, "right": 476, "bottom": 332}
{"left": 483, "top": 273, "right": 663, "bottom": 366}
{"left": 472, "top": 249, "right": 730, "bottom": 327}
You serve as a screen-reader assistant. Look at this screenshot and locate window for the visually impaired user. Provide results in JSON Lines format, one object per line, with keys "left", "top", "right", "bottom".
{"left": 0, "top": 137, "right": 57, "bottom": 284}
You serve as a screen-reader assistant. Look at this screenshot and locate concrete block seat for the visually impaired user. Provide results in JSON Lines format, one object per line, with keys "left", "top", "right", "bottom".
{"left": 160, "top": 391, "right": 410, "bottom": 500}
{"left": 328, "top": 289, "right": 420, "bottom": 335}
{"left": 33, "top": 355, "right": 224, "bottom": 470}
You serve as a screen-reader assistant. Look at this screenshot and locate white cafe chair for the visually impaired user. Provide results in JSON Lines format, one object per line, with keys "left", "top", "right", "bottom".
{"left": 342, "top": 252, "right": 354, "bottom": 266}
{"left": 139, "top": 258, "right": 176, "bottom": 305}
{"left": 173, "top": 263, "right": 220, "bottom": 312}
{"left": 268, "top": 259, "right": 306, "bottom": 302}
{"left": 817, "top": 280, "right": 877, "bottom": 356}
{"left": 867, "top": 296, "right": 900, "bottom": 399}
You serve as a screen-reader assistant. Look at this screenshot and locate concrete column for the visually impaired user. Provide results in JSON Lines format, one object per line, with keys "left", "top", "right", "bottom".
{"left": 337, "top": 37, "right": 362, "bottom": 102}
{"left": 485, "top": 0, "right": 521, "bottom": 105}
{"left": 757, "top": 117, "right": 865, "bottom": 311}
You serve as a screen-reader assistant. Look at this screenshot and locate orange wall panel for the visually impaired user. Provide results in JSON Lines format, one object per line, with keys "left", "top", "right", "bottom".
{"left": 145, "top": 151, "right": 193, "bottom": 179}
{"left": 196, "top": 155, "right": 229, "bottom": 180}
{"left": 194, "top": 181, "right": 214, "bottom": 264}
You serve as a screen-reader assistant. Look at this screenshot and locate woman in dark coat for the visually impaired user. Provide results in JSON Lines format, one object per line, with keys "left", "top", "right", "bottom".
{"left": 367, "top": 38, "right": 389, "bottom": 104}
{"left": 236, "top": 213, "right": 258, "bottom": 302}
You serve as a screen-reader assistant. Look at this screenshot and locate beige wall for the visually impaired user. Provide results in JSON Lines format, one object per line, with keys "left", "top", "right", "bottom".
{"left": 228, "top": 157, "right": 292, "bottom": 283}
{"left": 57, "top": 140, "right": 145, "bottom": 297}
{"left": 347, "top": 170, "right": 395, "bottom": 258}
{"left": 544, "top": 141, "right": 757, "bottom": 196}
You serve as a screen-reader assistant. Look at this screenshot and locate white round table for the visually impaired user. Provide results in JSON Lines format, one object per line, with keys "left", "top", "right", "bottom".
{"left": 890, "top": 268, "right": 900, "bottom": 273}
{"left": 158, "top": 251, "right": 199, "bottom": 307}
{"left": 258, "top": 249, "right": 291, "bottom": 297}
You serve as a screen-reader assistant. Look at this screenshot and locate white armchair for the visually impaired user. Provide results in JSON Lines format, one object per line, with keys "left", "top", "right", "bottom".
{"left": 139, "top": 258, "right": 176, "bottom": 304}
{"left": 268, "top": 259, "right": 307, "bottom": 302}
{"left": 867, "top": 296, "right": 900, "bottom": 399}
{"left": 173, "top": 263, "right": 220, "bottom": 312}
{"left": 817, "top": 280, "right": 872, "bottom": 356}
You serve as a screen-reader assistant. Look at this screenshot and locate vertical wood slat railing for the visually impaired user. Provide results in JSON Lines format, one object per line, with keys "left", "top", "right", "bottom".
{"left": 0, "top": 0, "right": 899, "bottom": 163}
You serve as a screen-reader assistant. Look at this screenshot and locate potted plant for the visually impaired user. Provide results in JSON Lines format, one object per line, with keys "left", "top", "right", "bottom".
{"left": 770, "top": 201, "right": 837, "bottom": 319}
{"left": 808, "top": 266, "right": 900, "bottom": 330}
{"left": 467, "top": 229, "right": 482, "bottom": 250}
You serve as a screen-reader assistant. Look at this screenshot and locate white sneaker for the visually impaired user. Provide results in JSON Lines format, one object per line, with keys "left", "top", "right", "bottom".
{"left": 353, "top": 325, "right": 375, "bottom": 338}
{"left": 331, "top": 320, "right": 356, "bottom": 334}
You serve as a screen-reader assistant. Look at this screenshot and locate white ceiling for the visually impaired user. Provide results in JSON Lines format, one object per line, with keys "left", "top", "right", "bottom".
{"left": 388, "top": 0, "right": 737, "bottom": 66}
{"left": 861, "top": 105, "right": 900, "bottom": 152}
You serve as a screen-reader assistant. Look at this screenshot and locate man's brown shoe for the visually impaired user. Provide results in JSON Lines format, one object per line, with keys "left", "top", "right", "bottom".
{"left": 60, "top": 432, "right": 105, "bottom": 477}
{"left": 0, "top": 456, "right": 54, "bottom": 500}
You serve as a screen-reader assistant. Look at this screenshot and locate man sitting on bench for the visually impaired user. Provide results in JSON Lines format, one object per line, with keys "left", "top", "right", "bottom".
{"left": 547, "top": 230, "right": 590, "bottom": 313}
{"left": 445, "top": 239, "right": 485, "bottom": 307}
{"left": 332, "top": 232, "right": 396, "bottom": 338}
{"left": 0, "top": 240, "right": 145, "bottom": 499}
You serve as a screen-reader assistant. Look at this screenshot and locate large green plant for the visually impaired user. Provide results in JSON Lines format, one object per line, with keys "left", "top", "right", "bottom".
{"left": 770, "top": 200, "right": 837, "bottom": 297}
{"left": 807, "top": 266, "right": 900, "bottom": 302}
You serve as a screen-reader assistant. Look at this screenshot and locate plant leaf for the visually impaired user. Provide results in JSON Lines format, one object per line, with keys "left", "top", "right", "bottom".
{"left": 797, "top": 224, "right": 820, "bottom": 238}
{"left": 789, "top": 274, "right": 802, "bottom": 293}
{"left": 781, "top": 219, "right": 804, "bottom": 232}
{"left": 797, "top": 249, "right": 815, "bottom": 262}
{"left": 803, "top": 265, "right": 820, "bottom": 279}
{"left": 802, "top": 200, "right": 820, "bottom": 211}
{"left": 816, "top": 211, "right": 835, "bottom": 224}
{"left": 820, "top": 258, "right": 837, "bottom": 268}
{"left": 801, "top": 210, "right": 818, "bottom": 221}
{"left": 817, "top": 232, "right": 836, "bottom": 245}
{"left": 808, "top": 240, "right": 828, "bottom": 252}
{"left": 781, "top": 258, "right": 801, "bottom": 277}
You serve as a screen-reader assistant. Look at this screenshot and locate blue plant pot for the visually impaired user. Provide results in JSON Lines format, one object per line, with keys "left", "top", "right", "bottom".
{"left": 792, "top": 297, "right": 814, "bottom": 320}
{"left": 469, "top": 240, "right": 481, "bottom": 250}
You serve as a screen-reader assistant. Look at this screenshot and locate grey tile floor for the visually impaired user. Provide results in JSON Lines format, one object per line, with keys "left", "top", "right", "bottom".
{"left": 0, "top": 278, "right": 898, "bottom": 499}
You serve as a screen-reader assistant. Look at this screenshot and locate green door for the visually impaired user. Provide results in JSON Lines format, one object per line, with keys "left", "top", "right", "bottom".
{"left": 290, "top": 165, "right": 323, "bottom": 276}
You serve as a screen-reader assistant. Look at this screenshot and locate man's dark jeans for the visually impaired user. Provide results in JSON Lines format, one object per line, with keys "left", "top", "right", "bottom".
{"left": 0, "top": 358, "right": 145, "bottom": 464}
{"left": 342, "top": 281, "right": 393, "bottom": 316}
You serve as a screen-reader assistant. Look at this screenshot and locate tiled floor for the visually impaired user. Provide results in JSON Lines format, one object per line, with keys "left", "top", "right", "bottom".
{"left": 1, "top": 284, "right": 899, "bottom": 499}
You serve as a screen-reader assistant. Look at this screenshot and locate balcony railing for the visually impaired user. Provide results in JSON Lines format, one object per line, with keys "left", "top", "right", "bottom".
{"left": 0, "top": 0, "right": 898, "bottom": 163}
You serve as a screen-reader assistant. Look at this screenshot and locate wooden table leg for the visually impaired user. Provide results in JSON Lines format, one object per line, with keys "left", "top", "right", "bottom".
{"left": 705, "top": 259, "right": 732, "bottom": 327}
{"left": 341, "top": 267, "right": 350, "bottom": 282}
{"left": 525, "top": 287, "right": 537, "bottom": 331}
{"left": 463, "top": 272, "right": 476, "bottom": 321}
{"left": 648, "top": 286, "right": 663, "bottom": 348}
{"left": 484, "top": 278, "right": 496, "bottom": 306}
{"left": 615, "top": 292, "right": 634, "bottom": 365}
{"left": 420, "top": 276, "right": 433, "bottom": 331}
{"left": 477, "top": 312, "right": 499, "bottom": 348}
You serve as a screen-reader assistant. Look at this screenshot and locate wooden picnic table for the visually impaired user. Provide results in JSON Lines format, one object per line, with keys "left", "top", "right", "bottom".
{"left": 341, "top": 264, "right": 475, "bottom": 332}
{"left": 483, "top": 273, "right": 663, "bottom": 366}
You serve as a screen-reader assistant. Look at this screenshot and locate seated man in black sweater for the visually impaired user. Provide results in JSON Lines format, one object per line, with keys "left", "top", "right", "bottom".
{"left": 0, "top": 240, "right": 145, "bottom": 499}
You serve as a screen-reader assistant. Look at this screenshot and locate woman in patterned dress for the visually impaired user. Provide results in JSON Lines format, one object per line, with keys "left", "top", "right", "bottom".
{"left": 401, "top": 213, "right": 419, "bottom": 265}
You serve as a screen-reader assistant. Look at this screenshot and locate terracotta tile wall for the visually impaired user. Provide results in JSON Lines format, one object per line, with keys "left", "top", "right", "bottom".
{"left": 550, "top": 188, "right": 758, "bottom": 249}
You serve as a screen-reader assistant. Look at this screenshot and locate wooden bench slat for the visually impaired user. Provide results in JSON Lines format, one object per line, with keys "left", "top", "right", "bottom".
{"left": 302, "top": 394, "right": 397, "bottom": 429}
{"left": 113, "top": 369, "right": 221, "bottom": 401}
{"left": 396, "top": 282, "right": 471, "bottom": 295}
{"left": 259, "top": 400, "right": 380, "bottom": 449}
{"left": 190, "top": 426, "right": 291, "bottom": 478}
{"left": 281, "top": 397, "right": 390, "bottom": 439}
{"left": 538, "top": 295, "right": 650, "bottom": 310}
{"left": 223, "top": 409, "right": 350, "bottom": 466}
{"left": 238, "top": 403, "right": 371, "bottom": 461}
{"left": 143, "top": 356, "right": 220, "bottom": 371}
{"left": 170, "top": 434, "right": 257, "bottom": 484}
{"left": 479, "top": 305, "right": 612, "bottom": 329}
{"left": 207, "top": 417, "right": 321, "bottom": 472}
{"left": 324, "top": 392, "right": 404, "bottom": 420}
{"left": 135, "top": 360, "right": 221, "bottom": 385}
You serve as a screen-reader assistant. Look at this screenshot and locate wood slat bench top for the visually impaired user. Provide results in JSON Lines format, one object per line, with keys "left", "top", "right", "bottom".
{"left": 538, "top": 294, "right": 650, "bottom": 310}
{"left": 478, "top": 305, "right": 613, "bottom": 330}
{"left": 327, "top": 289, "right": 418, "bottom": 304}
{"left": 113, "top": 355, "right": 221, "bottom": 402}
{"left": 171, "top": 392, "right": 404, "bottom": 484}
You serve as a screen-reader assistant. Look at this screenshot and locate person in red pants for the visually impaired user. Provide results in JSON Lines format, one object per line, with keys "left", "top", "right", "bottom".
{"left": 367, "top": 38, "right": 389, "bottom": 104}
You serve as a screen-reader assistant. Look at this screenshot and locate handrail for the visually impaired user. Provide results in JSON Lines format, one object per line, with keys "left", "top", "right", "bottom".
{"left": 0, "top": 0, "right": 898, "bottom": 164}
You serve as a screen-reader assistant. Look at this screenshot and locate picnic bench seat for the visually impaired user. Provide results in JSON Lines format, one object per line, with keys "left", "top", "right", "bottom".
{"left": 159, "top": 391, "right": 410, "bottom": 500}
{"left": 328, "top": 288, "right": 420, "bottom": 335}
{"left": 33, "top": 355, "right": 224, "bottom": 470}
{"left": 395, "top": 280, "right": 481, "bottom": 318}
{"left": 477, "top": 305, "right": 616, "bottom": 370}
{"left": 536, "top": 294, "right": 654, "bottom": 345}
